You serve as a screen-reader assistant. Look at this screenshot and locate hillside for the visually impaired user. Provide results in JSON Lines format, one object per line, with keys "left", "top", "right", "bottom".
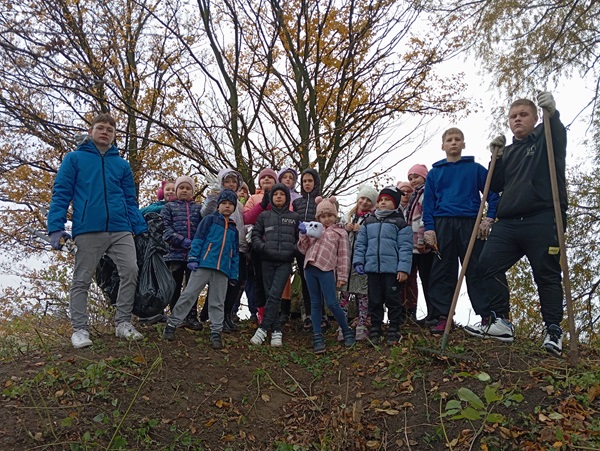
{"left": 0, "top": 319, "right": 598, "bottom": 450}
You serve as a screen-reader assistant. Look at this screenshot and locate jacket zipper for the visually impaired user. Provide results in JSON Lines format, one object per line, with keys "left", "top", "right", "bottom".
{"left": 217, "top": 218, "right": 228, "bottom": 270}
{"left": 101, "top": 154, "right": 109, "bottom": 231}
{"left": 377, "top": 219, "right": 383, "bottom": 273}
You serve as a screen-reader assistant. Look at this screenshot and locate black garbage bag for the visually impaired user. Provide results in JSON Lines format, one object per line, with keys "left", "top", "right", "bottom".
{"left": 94, "top": 212, "right": 175, "bottom": 318}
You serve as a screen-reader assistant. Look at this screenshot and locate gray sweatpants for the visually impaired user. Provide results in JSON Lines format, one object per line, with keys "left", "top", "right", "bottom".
{"left": 168, "top": 268, "right": 228, "bottom": 333}
{"left": 70, "top": 232, "right": 138, "bottom": 330}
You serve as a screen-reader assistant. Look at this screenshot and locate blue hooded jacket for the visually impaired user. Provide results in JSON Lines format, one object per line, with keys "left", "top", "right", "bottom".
{"left": 47, "top": 139, "right": 147, "bottom": 237}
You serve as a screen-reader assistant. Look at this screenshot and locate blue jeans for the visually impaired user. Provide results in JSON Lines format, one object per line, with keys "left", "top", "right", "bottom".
{"left": 304, "top": 264, "right": 350, "bottom": 335}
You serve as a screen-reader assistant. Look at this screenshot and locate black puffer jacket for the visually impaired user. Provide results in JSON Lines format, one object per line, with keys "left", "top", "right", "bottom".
{"left": 292, "top": 168, "right": 321, "bottom": 221}
{"left": 252, "top": 184, "right": 301, "bottom": 262}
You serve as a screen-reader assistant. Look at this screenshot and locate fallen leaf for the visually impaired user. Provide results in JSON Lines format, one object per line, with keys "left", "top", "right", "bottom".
{"left": 55, "top": 390, "right": 64, "bottom": 398}
{"left": 161, "top": 418, "right": 171, "bottom": 424}
{"left": 541, "top": 385, "right": 555, "bottom": 394}
{"left": 588, "top": 385, "right": 600, "bottom": 403}
{"left": 132, "top": 355, "right": 146, "bottom": 364}
{"left": 366, "top": 440, "right": 380, "bottom": 448}
{"left": 215, "top": 399, "right": 230, "bottom": 408}
{"left": 375, "top": 408, "right": 399, "bottom": 415}
{"left": 33, "top": 432, "right": 43, "bottom": 442}
{"left": 221, "top": 434, "right": 235, "bottom": 442}
{"left": 261, "top": 394, "right": 271, "bottom": 402}
{"left": 205, "top": 418, "right": 216, "bottom": 427}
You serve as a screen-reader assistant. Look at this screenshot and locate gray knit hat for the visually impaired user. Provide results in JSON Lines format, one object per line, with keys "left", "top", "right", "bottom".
{"left": 357, "top": 184, "right": 378, "bottom": 206}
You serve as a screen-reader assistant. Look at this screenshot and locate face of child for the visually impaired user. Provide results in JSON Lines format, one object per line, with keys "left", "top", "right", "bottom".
{"left": 441, "top": 133, "right": 465, "bottom": 160}
{"left": 176, "top": 182, "right": 193, "bottom": 201}
{"left": 237, "top": 187, "right": 248, "bottom": 200}
{"left": 260, "top": 175, "right": 276, "bottom": 191}
{"left": 280, "top": 172, "right": 295, "bottom": 189}
{"left": 408, "top": 174, "right": 425, "bottom": 188}
{"left": 509, "top": 105, "right": 538, "bottom": 139}
{"left": 302, "top": 174, "right": 315, "bottom": 193}
{"left": 218, "top": 200, "right": 235, "bottom": 217}
{"left": 89, "top": 121, "right": 115, "bottom": 151}
{"left": 319, "top": 213, "right": 337, "bottom": 227}
{"left": 271, "top": 190, "right": 286, "bottom": 208}
{"left": 163, "top": 182, "right": 176, "bottom": 201}
{"left": 222, "top": 175, "right": 238, "bottom": 191}
{"left": 377, "top": 195, "right": 396, "bottom": 211}
{"left": 400, "top": 188, "right": 413, "bottom": 205}
{"left": 357, "top": 196, "right": 373, "bottom": 213}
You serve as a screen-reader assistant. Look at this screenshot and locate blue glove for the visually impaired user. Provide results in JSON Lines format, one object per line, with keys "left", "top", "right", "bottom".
{"left": 49, "top": 231, "right": 72, "bottom": 250}
{"left": 182, "top": 238, "right": 192, "bottom": 249}
{"left": 354, "top": 264, "right": 365, "bottom": 275}
{"left": 298, "top": 222, "right": 307, "bottom": 235}
{"left": 187, "top": 262, "right": 199, "bottom": 271}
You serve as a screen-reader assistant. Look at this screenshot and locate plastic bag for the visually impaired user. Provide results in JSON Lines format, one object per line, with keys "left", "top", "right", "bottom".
{"left": 95, "top": 255, "right": 119, "bottom": 305}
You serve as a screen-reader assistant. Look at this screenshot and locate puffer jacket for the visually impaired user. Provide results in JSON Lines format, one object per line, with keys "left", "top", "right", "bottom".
{"left": 47, "top": 139, "right": 147, "bottom": 237}
{"left": 188, "top": 211, "right": 239, "bottom": 280}
{"left": 353, "top": 211, "right": 413, "bottom": 275}
{"left": 252, "top": 184, "right": 300, "bottom": 262}
{"left": 292, "top": 168, "right": 321, "bottom": 221}
{"left": 161, "top": 199, "right": 203, "bottom": 261}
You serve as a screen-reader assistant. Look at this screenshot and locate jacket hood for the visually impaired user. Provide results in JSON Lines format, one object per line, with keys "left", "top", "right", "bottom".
{"left": 270, "top": 183, "right": 291, "bottom": 211}
{"left": 218, "top": 168, "right": 244, "bottom": 191}
{"left": 277, "top": 167, "right": 298, "bottom": 186}
{"left": 300, "top": 168, "right": 321, "bottom": 197}
{"left": 77, "top": 139, "right": 119, "bottom": 157}
{"left": 432, "top": 156, "right": 475, "bottom": 168}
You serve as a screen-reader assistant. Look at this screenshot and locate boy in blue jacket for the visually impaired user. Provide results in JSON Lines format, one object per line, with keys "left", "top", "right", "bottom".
{"left": 47, "top": 113, "right": 147, "bottom": 348}
{"left": 422, "top": 127, "right": 499, "bottom": 334}
{"left": 353, "top": 187, "right": 413, "bottom": 345}
{"left": 162, "top": 190, "right": 239, "bottom": 349}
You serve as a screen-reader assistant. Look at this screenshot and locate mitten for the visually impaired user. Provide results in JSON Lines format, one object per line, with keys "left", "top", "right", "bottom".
{"left": 260, "top": 190, "right": 270, "bottom": 209}
{"left": 182, "top": 238, "right": 192, "bottom": 249}
{"left": 187, "top": 262, "right": 199, "bottom": 271}
{"left": 298, "top": 222, "right": 307, "bottom": 234}
{"left": 489, "top": 134, "right": 506, "bottom": 157}
{"left": 354, "top": 264, "right": 365, "bottom": 275}
{"left": 49, "top": 230, "right": 72, "bottom": 250}
{"left": 537, "top": 91, "right": 556, "bottom": 117}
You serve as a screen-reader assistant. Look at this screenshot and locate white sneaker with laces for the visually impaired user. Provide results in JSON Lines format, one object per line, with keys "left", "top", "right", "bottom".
{"left": 71, "top": 329, "right": 93, "bottom": 348}
{"left": 271, "top": 331, "right": 283, "bottom": 347}
{"left": 465, "top": 316, "right": 514, "bottom": 342}
{"left": 542, "top": 325, "right": 562, "bottom": 357}
{"left": 115, "top": 322, "right": 143, "bottom": 341}
{"left": 250, "top": 327, "right": 267, "bottom": 345}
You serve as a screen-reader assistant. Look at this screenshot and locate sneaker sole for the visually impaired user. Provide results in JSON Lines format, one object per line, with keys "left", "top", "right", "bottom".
{"left": 543, "top": 343, "right": 562, "bottom": 357}
{"left": 72, "top": 340, "right": 93, "bottom": 349}
{"left": 271, "top": 342, "right": 283, "bottom": 347}
{"left": 314, "top": 348, "right": 326, "bottom": 354}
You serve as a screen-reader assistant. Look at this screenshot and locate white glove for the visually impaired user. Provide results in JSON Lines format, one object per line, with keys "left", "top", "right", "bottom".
{"left": 537, "top": 91, "right": 556, "bottom": 117}
{"left": 489, "top": 134, "right": 506, "bottom": 157}
{"left": 205, "top": 172, "right": 221, "bottom": 194}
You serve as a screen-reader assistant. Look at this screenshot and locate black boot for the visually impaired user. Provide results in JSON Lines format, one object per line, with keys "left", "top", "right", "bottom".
{"left": 222, "top": 315, "right": 238, "bottom": 333}
{"left": 386, "top": 325, "right": 401, "bottom": 345}
{"left": 368, "top": 325, "right": 382, "bottom": 346}
{"left": 162, "top": 324, "right": 176, "bottom": 341}
{"left": 210, "top": 332, "right": 222, "bottom": 350}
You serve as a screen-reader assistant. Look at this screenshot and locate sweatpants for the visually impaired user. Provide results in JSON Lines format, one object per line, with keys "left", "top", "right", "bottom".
{"left": 305, "top": 265, "right": 350, "bottom": 335}
{"left": 70, "top": 232, "right": 137, "bottom": 330}
{"left": 367, "top": 273, "right": 404, "bottom": 327}
{"left": 478, "top": 210, "right": 564, "bottom": 326}
{"left": 200, "top": 252, "right": 248, "bottom": 319}
{"left": 260, "top": 260, "right": 292, "bottom": 332}
{"left": 168, "top": 268, "right": 228, "bottom": 333}
{"left": 428, "top": 217, "right": 489, "bottom": 318}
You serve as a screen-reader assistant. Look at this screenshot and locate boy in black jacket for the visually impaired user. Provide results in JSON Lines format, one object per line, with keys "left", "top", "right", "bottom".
{"left": 466, "top": 92, "right": 568, "bottom": 357}
{"left": 250, "top": 184, "right": 301, "bottom": 347}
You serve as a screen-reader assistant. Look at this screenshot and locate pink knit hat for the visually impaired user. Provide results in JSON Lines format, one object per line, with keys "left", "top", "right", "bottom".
{"left": 175, "top": 176, "right": 195, "bottom": 193}
{"left": 257, "top": 168, "right": 277, "bottom": 187}
{"left": 396, "top": 181, "right": 413, "bottom": 194}
{"left": 408, "top": 164, "right": 428, "bottom": 180}
{"left": 315, "top": 196, "right": 338, "bottom": 219}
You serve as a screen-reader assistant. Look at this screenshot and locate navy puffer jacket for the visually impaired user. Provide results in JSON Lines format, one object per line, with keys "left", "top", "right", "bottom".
{"left": 161, "top": 199, "right": 203, "bottom": 261}
{"left": 292, "top": 168, "right": 321, "bottom": 221}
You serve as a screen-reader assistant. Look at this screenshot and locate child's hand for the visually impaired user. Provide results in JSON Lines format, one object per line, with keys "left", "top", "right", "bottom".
{"left": 187, "top": 262, "right": 199, "bottom": 271}
{"left": 354, "top": 264, "right": 365, "bottom": 275}
{"left": 336, "top": 279, "right": 345, "bottom": 288}
{"left": 397, "top": 272, "right": 408, "bottom": 283}
{"left": 352, "top": 223, "right": 360, "bottom": 232}
{"left": 344, "top": 222, "right": 354, "bottom": 232}
{"left": 49, "top": 230, "right": 72, "bottom": 250}
{"left": 260, "top": 190, "right": 270, "bottom": 209}
{"left": 298, "top": 221, "right": 307, "bottom": 234}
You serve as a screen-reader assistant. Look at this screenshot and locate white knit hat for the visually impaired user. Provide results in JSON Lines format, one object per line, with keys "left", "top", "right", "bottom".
{"left": 357, "top": 185, "right": 378, "bottom": 206}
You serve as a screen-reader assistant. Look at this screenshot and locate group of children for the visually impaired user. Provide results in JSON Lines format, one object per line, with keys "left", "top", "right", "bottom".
{"left": 49, "top": 91, "right": 568, "bottom": 357}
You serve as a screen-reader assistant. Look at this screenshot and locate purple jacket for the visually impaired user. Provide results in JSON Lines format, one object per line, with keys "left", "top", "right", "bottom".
{"left": 161, "top": 199, "right": 203, "bottom": 261}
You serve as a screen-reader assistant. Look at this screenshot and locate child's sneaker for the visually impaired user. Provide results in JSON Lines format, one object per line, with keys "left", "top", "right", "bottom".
{"left": 368, "top": 326, "right": 382, "bottom": 345}
{"left": 115, "top": 322, "right": 143, "bottom": 341}
{"left": 355, "top": 325, "right": 369, "bottom": 341}
{"left": 71, "top": 329, "right": 93, "bottom": 348}
{"left": 271, "top": 331, "right": 283, "bottom": 347}
{"left": 183, "top": 315, "right": 203, "bottom": 331}
{"left": 313, "top": 333, "right": 326, "bottom": 354}
{"left": 210, "top": 332, "right": 222, "bottom": 349}
{"left": 336, "top": 327, "right": 344, "bottom": 342}
{"left": 342, "top": 328, "right": 356, "bottom": 348}
{"left": 542, "top": 324, "right": 562, "bottom": 357}
{"left": 386, "top": 325, "right": 402, "bottom": 345}
{"left": 162, "top": 324, "right": 176, "bottom": 341}
{"left": 250, "top": 327, "right": 267, "bottom": 345}
{"left": 429, "top": 316, "right": 448, "bottom": 335}
{"left": 303, "top": 317, "right": 312, "bottom": 331}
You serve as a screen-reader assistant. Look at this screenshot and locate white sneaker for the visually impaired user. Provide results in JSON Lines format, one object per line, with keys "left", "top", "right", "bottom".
{"left": 71, "top": 329, "right": 93, "bottom": 348}
{"left": 271, "top": 331, "right": 283, "bottom": 347}
{"left": 115, "top": 322, "right": 143, "bottom": 341}
{"left": 250, "top": 327, "right": 267, "bottom": 345}
{"left": 542, "top": 325, "right": 562, "bottom": 357}
{"left": 465, "top": 315, "right": 514, "bottom": 343}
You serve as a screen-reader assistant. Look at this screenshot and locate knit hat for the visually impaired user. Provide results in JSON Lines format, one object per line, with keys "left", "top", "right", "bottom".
{"left": 315, "top": 196, "right": 338, "bottom": 219}
{"left": 217, "top": 189, "right": 238, "bottom": 211}
{"left": 156, "top": 180, "right": 174, "bottom": 201}
{"left": 377, "top": 187, "right": 402, "bottom": 208}
{"left": 258, "top": 168, "right": 277, "bottom": 187}
{"left": 356, "top": 184, "right": 378, "bottom": 206}
{"left": 407, "top": 164, "right": 428, "bottom": 180}
{"left": 175, "top": 176, "right": 195, "bottom": 193}
{"left": 396, "top": 181, "right": 413, "bottom": 194}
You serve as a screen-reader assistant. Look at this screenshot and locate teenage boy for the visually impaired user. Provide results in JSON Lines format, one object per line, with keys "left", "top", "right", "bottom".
{"left": 162, "top": 190, "right": 240, "bottom": 349}
{"left": 47, "top": 113, "right": 147, "bottom": 348}
{"left": 465, "top": 92, "right": 568, "bottom": 357}
{"left": 422, "top": 128, "right": 499, "bottom": 334}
